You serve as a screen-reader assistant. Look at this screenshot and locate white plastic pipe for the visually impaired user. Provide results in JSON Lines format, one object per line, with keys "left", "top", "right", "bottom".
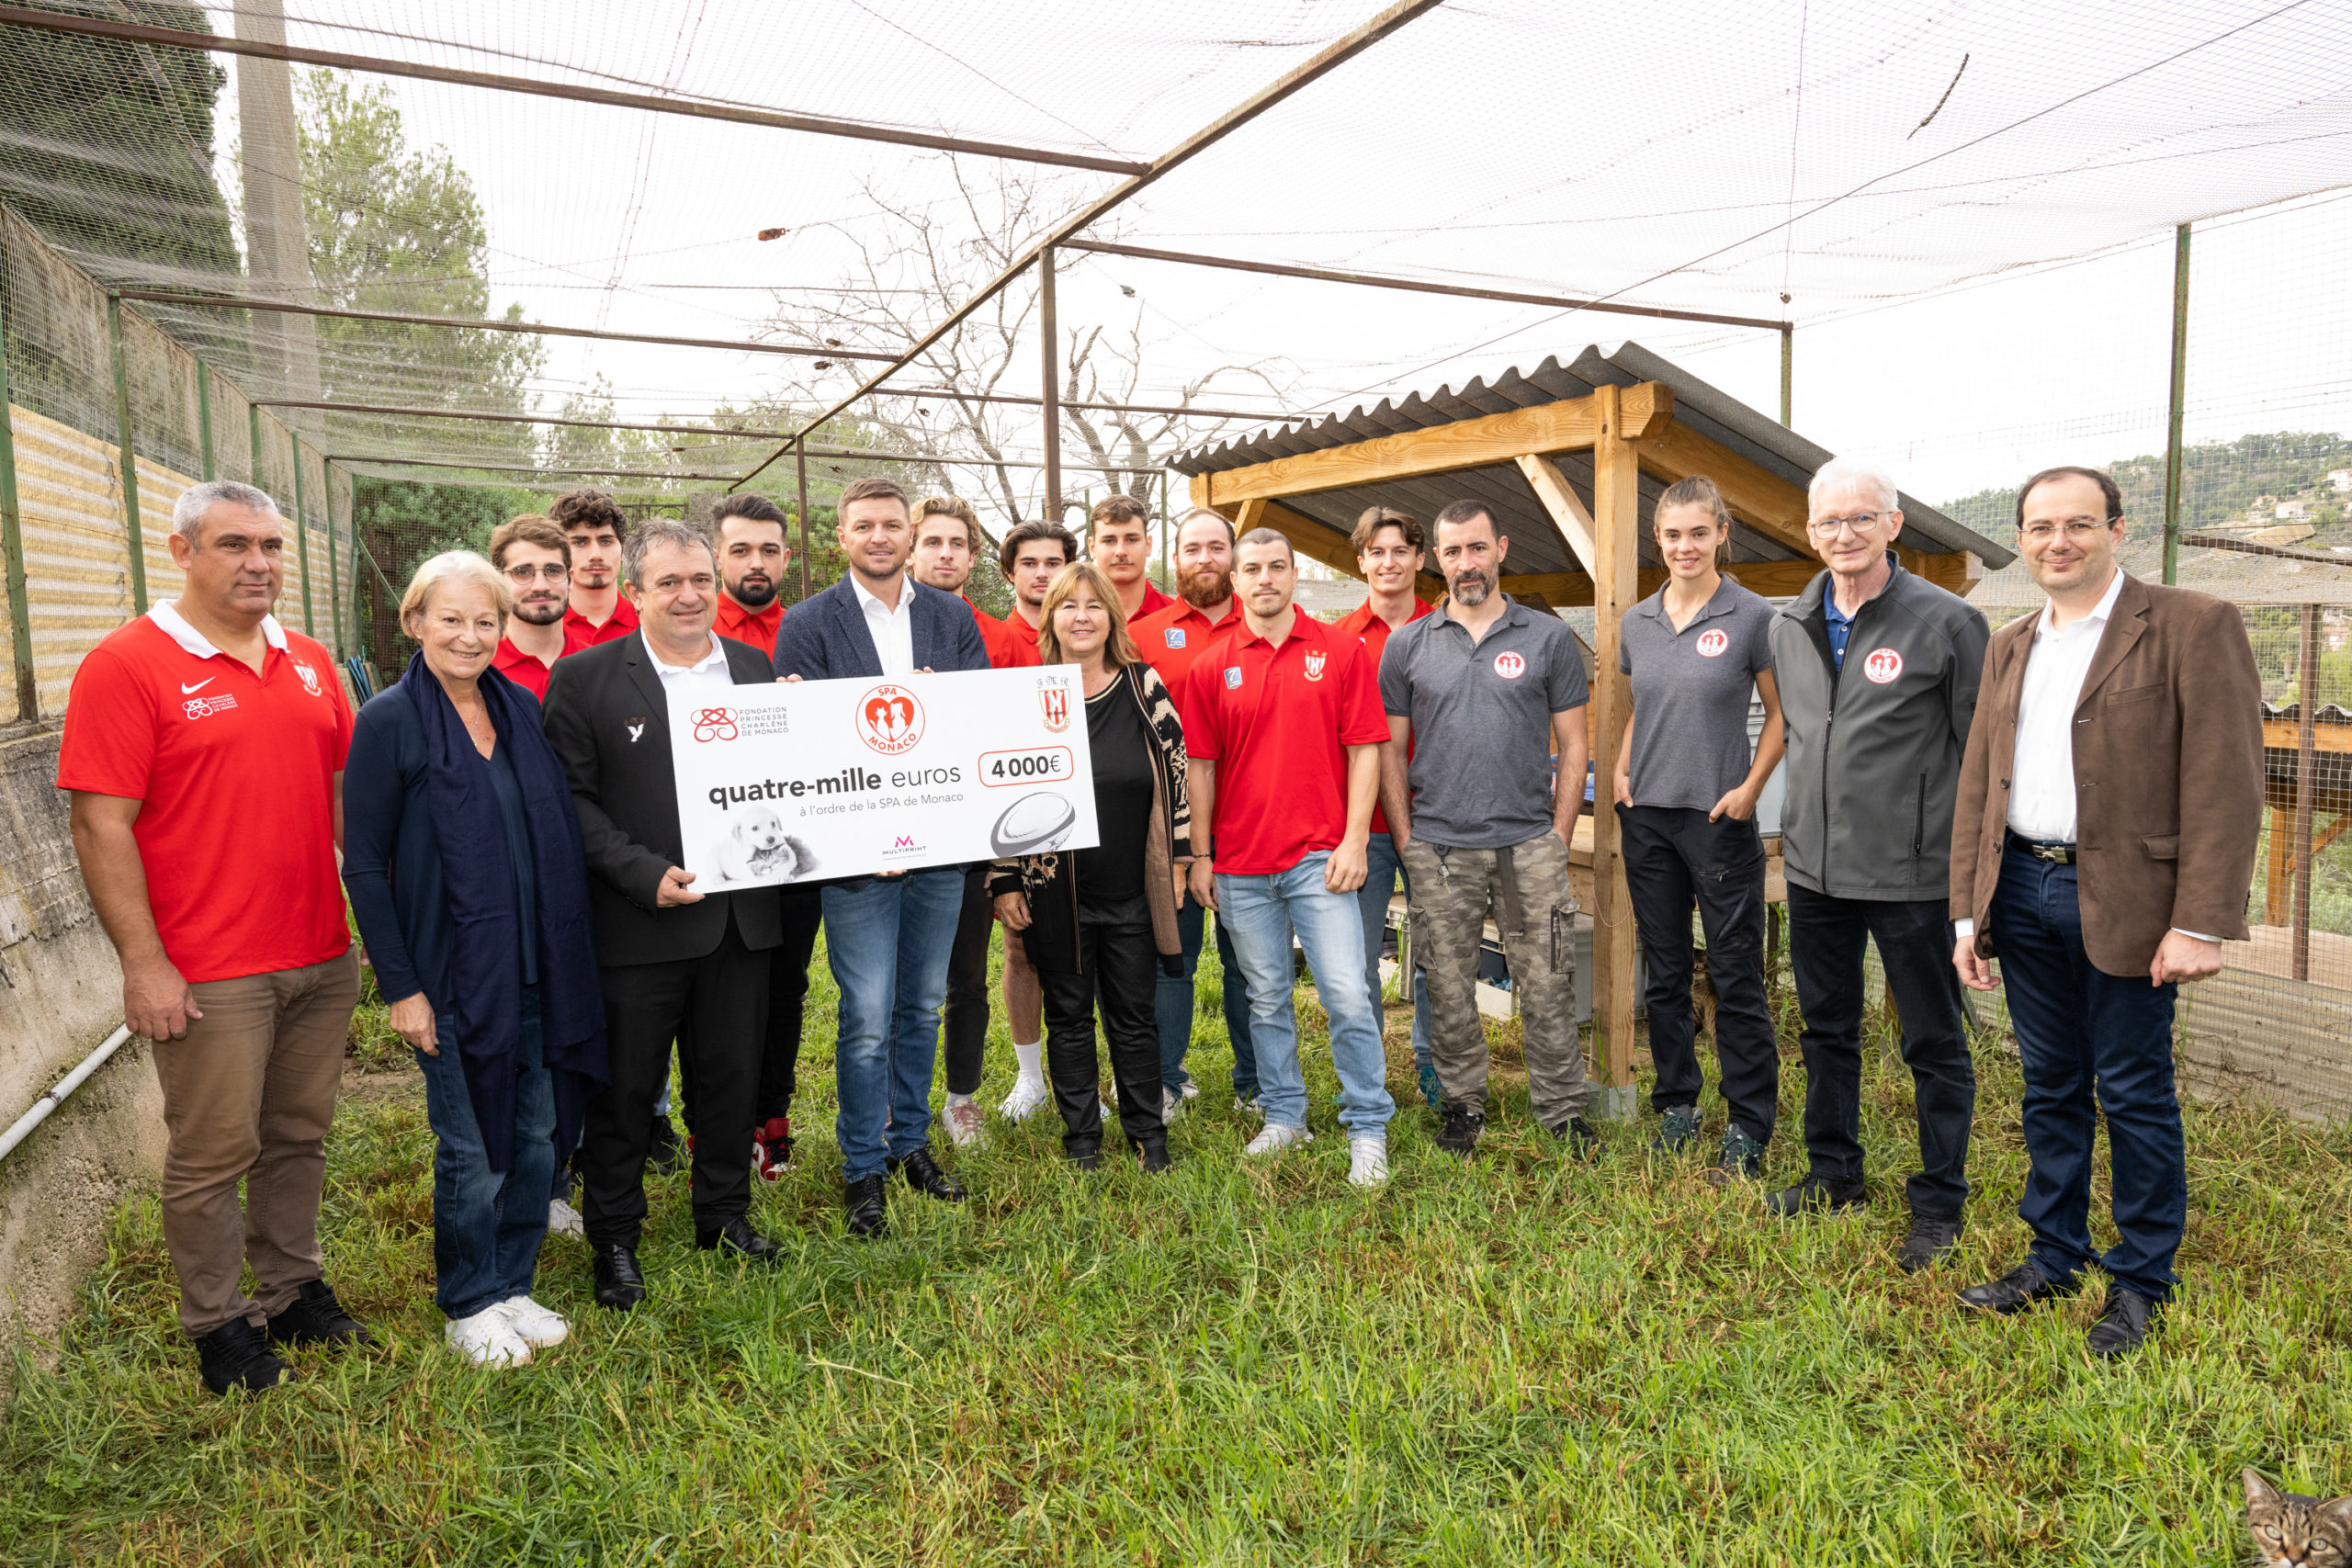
{"left": 0, "top": 1024, "right": 132, "bottom": 1164}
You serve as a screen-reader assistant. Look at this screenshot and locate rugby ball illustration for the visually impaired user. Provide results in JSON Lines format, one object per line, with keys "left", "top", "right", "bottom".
{"left": 992, "top": 791, "right": 1078, "bottom": 856}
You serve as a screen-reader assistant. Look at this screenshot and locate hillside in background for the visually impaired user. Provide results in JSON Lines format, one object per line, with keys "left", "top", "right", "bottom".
{"left": 1942, "top": 431, "right": 2352, "bottom": 541}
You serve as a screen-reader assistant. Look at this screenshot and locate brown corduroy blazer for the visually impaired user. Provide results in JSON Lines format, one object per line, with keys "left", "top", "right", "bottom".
{"left": 1949, "top": 572, "right": 2264, "bottom": 978}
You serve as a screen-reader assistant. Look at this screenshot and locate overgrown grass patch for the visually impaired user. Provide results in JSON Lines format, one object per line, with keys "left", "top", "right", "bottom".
{"left": 6, "top": 939, "right": 2348, "bottom": 1565}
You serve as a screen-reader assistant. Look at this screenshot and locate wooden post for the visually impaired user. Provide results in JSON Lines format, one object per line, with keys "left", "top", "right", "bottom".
{"left": 2163, "top": 223, "right": 2190, "bottom": 587}
{"left": 0, "top": 323, "right": 36, "bottom": 722}
{"left": 1039, "top": 247, "right": 1061, "bottom": 524}
{"left": 197, "top": 355, "right": 215, "bottom": 480}
{"left": 106, "top": 294, "right": 149, "bottom": 613}
{"left": 2265, "top": 804, "right": 2296, "bottom": 927}
{"left": 2294, "top": 602, "right": 2319, "bottom": 980}
{"left": 795, "top": 436, "right": 811, "bottom": 602}
{"left": 1588, "top": 384, "right": 1642, "bottom": 1119}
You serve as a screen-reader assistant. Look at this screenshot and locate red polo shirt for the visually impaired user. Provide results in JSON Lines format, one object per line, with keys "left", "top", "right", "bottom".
{"left": 1179, "top": 611, "right": 1387, "bottom": 876}
{"left": 713, "top": 592, "right": 782, "bottom": 656}
{"left": 991, "top": 605, "right": 1045, "bottom": 670}
{"left": 1134, "top": 598, "right": 1245, "bottom": 694}
{"left": 562, "top": 593, "right": 639, "bottom": 648}
{"left": 1329, "top": 595, "right": 1433, "bottom": 834}
{"left": 57, "top": 604, "right": 354, "bottom": 984}
{"left": 491, "top": 625, "right": 588, "bottom": 702}
{"left": 1120, "top": 578, "right": 1175, "bottom": 622}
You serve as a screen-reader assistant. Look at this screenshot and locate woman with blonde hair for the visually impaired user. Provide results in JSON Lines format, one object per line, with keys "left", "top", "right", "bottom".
{"left": 343, "top": 552, "right": 607, "bottom": 1367}
{"left": 990, "top": 562, "right": 1192, "bottom": 1170}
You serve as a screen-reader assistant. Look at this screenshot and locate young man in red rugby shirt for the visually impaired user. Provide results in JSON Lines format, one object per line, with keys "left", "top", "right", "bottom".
{"left": 488, "top": 514, "right": 585, "bottom": 702}
{"left": 1329, "top": 506, "right": 1438, "bottom": 1107}
{"left": 1089, "top": 494, "right": 1173, "bottom": 623}
{"left": 710, "top": 492, "right": 792, "bottom": 653}
{"left": 1182, "top": 526, "right": 1396, "bottom": 1187}
{"left": 60, "top": 479, "right": 369, "bottom": 1396}
{"left": 990, "top": 519, "right": 1072, "bottom": 671}
{"left": 552, "top": 490, "right": 639, "bottom": 647}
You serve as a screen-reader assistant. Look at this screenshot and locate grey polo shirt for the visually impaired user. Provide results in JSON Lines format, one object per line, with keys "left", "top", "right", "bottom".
{"left": 1617, "top": 576, "right": 1775, "bottom": 811}
{"left": 1380, "top": 596, "right": 1589, "bottom": 850}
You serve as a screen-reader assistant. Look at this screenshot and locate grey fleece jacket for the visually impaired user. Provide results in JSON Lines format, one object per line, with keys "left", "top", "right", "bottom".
{"left": 1769, "top": 558, "right": 1990, "bottom": 902}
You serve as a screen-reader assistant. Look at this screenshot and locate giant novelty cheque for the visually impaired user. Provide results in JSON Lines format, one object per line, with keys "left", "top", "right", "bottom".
{"left": 669, "top": 665, "right": 1099, "bottom": 887}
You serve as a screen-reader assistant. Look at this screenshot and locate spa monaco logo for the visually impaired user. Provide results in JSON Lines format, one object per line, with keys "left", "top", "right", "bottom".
{"left": 1492, "top": 650, "right": 1527, "bottom": 680}
{"left": 692, "top": 706, "right": 739, "bottom": 743}
{"left": 1862, "top": 647, "right": 1905, "bottom": 684}
{"left": 1039, "top": 683, "right": 1070, "bottom": 733}
{"left": 858, "top": 683, "right": 924, "bottom": 755}
{"left": 1695, "top": 628, "right": 1729, "bottom": 658}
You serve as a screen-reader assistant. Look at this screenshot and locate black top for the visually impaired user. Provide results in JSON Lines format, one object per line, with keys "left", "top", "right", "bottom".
{"left": 482, "top": 741, "right": 540, "bottom": 986}
{"left": 1078, "top": 677, "right": 1155, "bottom": 920}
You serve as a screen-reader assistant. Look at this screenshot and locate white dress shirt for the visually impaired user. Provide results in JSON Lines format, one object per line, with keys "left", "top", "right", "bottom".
{"left": 643, "top": 628, "right": 735, "bottom": 700}
{"left": 851, "top": 571, "right": 917, "bottom": 676}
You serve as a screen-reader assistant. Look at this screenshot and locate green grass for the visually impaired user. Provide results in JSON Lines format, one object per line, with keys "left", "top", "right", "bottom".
{"left": 5, "top": 939, "right": 2350, "bottom": 1566}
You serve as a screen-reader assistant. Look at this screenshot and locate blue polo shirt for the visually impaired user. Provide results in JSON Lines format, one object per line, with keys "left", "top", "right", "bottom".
{"left": 1823, "top": 593, "right": 1856, "bottom": 668}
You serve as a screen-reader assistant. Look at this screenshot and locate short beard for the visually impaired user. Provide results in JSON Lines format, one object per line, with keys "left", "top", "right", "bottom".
{"left": 728, "top": 575, "right": 778, "bottom": 609}
{"left": 513, "top": 597, "right": 566, "bottom": 626}
{"left": 1448, "top": 570, "right": 1492, "bottom": 607}
{"left": 1181, "top": 567, "right": 1232, "bottom": 609}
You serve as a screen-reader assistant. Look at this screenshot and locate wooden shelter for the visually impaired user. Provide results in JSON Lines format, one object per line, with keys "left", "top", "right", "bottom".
{"left": 1170, "top": 342, "right": 2017, "bottom": 1118}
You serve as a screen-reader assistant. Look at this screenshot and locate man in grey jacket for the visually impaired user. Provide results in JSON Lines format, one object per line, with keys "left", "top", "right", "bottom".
{"left": 1768, "top": 457, "right": 1989, "bottom": 1272}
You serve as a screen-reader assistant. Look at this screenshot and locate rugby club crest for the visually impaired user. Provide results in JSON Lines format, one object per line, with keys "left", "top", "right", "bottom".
{"left": 1039, "top": 683, "right": 1071, "bottom": 733}
{"left": 1302, "top": 649, "right": 1327, "bottom": 682}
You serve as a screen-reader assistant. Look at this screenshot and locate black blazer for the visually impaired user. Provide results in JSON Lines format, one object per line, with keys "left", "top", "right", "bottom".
{"left": 771, "top": 574, "right": 991, "bottom": 679}
{"left": 542, "top": 632, "right": 784, "bottom": 965}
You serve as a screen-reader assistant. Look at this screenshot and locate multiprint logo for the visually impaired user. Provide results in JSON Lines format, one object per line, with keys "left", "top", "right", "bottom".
{"left": 1694, "top": 628, "right": 1729, "bottom": 659}
{"left": 692, "top": 706, "right": 739, "bottom": 742}
{"left": 895, "top": 835, "right": 917, "bottom": 849}
{"left": 1040, "top": 684, "right": 1070, "bottom": 733}
{"left": 1492, "top": 650, "right": 1527, "bottom": 680}
{"left": 182, "top": 693, "right": 238, "bottom": 721}
{"left": 293, "top": 661, "right": 322, "bottom": 695}
{"left": 1862, "top": 647, "right": 1905, "bottom": 684}
{"left": 1302, "top": 649, "right": 1327, "bottom": 682}
{"left": 858, "top": 683, "right": 924, "bottom": 754}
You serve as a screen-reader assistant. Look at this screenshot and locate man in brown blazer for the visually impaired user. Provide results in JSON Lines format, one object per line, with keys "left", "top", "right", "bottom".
{"left": 1948, "top": 465, "right": 2262, "bottom": 1358}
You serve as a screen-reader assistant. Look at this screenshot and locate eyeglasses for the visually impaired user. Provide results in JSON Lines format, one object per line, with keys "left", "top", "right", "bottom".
{"left": 503, "top": 562, "right": 570, "bottom": 583}
{"left": 2018, "top": 516, "right": 2115, "bottom": 545}
{"left": 1807, "top": 512, "right": 1886, "bottom": 537}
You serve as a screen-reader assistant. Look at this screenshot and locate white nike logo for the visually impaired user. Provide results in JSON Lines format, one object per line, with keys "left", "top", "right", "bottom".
{"left": 180, "top": 678, "right": 215, "bottom": 694}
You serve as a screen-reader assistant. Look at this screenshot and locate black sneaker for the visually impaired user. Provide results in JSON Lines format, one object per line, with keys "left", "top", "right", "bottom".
{"left": 1648, "top": 1106, "right": 1702, "bottom": 1156}
{"left": 1547, "top": 1116, "right": 1601, "bottom": 1161}
{"left": 1433, "top": 1103, "right": 1483, "bottom": 1158}
{"left": 1136, "top": 1139, "right": 1174, "bottom": 1174}
{"left": 1764, "top": 1171, "right": 1866, "bottom": 1215}
{"left": 646, "top": 1115, "right": 687, "bottom": 1176}
{"left": 1706, "top": 1125, "right": 1767, "bottom": 1186}
{"left": 266, "top": 1278, "right": 370, "bottom": 1348}
{"left": 195, "top": 1317, "right": 289, "bottom": 1395}
{"left": 1895, "top": 1213, "right": 1963, "bottom": 1272}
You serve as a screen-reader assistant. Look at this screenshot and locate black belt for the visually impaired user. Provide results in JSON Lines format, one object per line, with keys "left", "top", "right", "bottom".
{"left": 2007, "top": 832, "right": 2075, "bottom": 864}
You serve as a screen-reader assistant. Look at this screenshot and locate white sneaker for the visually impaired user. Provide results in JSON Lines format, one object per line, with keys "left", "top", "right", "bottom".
{"left": 446, "top": 1306, "right": 532, "bottom": 1368}
{"left": 1161, "top": 1087, "right": 1183, "bottom": 1122}
{"left": 497, "top": 1296, "right": 569, "bottom": 1350}
{"left": 1347, "top": 1136, "right": 1391, "bottom": 1189}
{"left": 999, "top": 1075, "right": 1051, "bottom": 1122}
{"left": 944, "top": 1100, "right": 987, "bottom": 1148}
{"left": 1244, "top": 1122, "right": 1313, "bottom": 1158}
{"left": 547, "top": 1198, "right": 584, "bottom": 1238}
{"left": 1233, "top": 1094, "right": 1265, "bottom": 1118}
{"left": 1181, "top": 1081, "right": 1201, "bottom": 1102}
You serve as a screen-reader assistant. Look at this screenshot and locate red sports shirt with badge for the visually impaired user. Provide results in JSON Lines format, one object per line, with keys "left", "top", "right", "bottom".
{"left": 1134, "top": 598, "right": 1246, "bottom": 694}
{"left": 1329, "top": 595, "right": 1432, "bottom": 834}
{"left": 562, "top": 592, "right": 639, "bottom": 648}
{"left": 57, "top": 604, "right": 355, "bottom": 983}
{"left": 1179, "top": 610, "right": 1388, "bottom": 876}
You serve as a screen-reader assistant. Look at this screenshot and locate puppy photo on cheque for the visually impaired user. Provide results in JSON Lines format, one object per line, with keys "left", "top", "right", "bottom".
{"left": 709, "top": 806, "right": 817, "bottom": 885}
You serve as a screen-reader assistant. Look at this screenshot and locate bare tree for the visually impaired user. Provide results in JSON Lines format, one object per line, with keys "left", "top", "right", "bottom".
{"left": 756, "top": 158, "right": 1294, "bottom": 539}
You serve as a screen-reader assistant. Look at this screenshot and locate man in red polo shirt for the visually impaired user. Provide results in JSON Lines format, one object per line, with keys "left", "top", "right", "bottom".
{"left": 1329, "top": 506, "right": 1438, "bottom": 1106}
{"left": 989, "top": 519, "right": 1072, "bottom": 673}
{"left": 552, "top": 489, "right": 639, "bottom": 647}
{"left": 710, "top": 492, "right": 792, "bottom": 653}
{"left": 1089, "top": 494, "right": 1173, "bottom": 623}
{"left": 1182, "top": 526, "right": 1395, "bottom": 1188}
{"left": 910, "top": 494, "right": 1018, "bottom": 671}
{"left": 1133, "top": 507, "right": 1259, "bottom": 1111}
{"left": 59, "top": 479, "right": 368, "bottom": 1397}
{"left": 487, "top": 514, "right": 586, "bottom": 702}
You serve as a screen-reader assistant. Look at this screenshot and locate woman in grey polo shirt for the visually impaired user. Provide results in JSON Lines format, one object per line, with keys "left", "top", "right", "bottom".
{"left": 1611, "top": 475, "right": 1786, "bottom": 1183}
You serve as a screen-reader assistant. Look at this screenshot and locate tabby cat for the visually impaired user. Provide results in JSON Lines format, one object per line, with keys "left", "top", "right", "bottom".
{"left": 2246, "top": 1469, "right": 2352, "bottom": 1566}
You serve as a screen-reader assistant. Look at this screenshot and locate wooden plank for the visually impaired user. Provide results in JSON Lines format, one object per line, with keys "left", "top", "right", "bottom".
{"left": 1630, "top": 416, "right": 1812, "bottom": 554}
{"left": 1515, "top": 453, "right": 1598, "bottom": 574}
{"left": 2266, "top": 804, "right": 2296, "bottom": 925}
{"left": 1906, "top": 547, "right": 1985, "bottom": 597}
{"left": 1588, "top": 384, "right": 1642, "bottom": 1117}
{"left": 1202, "top": 383, "right": 1672, "bottom": 507}
{"left": 2265, "top": 716, "right": 2352, "bottom": 756}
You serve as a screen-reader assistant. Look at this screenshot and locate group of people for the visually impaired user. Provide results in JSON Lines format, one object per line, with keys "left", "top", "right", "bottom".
{"left": 54, "top": 451, "right": 2260, "bottom": 1396}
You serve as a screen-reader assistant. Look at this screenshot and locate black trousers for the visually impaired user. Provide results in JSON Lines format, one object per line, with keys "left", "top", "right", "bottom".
{"left": 942, "top": 863, "right": 994, "bottom": 1096}
{"left": 1618, "top": 804, "right": 1780, "bottom": 1142}
{"left": 581, "top": 914, "right": 769, "bottom": 1248}
{"left": 1784, "top": 883, "right": 1976, "bottom": 1219}
{"left": 1041, "top": 917, "right": 1166, "bottom": 1155}
{"left": 674, "top": 885, "right": 820, "bottom": 1130}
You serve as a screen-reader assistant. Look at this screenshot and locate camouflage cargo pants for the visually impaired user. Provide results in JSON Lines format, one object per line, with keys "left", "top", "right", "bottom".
{"left": 1400, "top": 829, "right": 1590, "bottom": 1127}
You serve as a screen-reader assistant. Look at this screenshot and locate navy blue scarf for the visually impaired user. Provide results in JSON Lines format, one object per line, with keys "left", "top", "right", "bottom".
{"left": 401, "top": 653, "right": 607, "bottom": 1171}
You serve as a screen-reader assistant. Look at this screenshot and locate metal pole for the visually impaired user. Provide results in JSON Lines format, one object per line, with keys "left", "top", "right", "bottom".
{"left": 246, "top": 401, "right": 264, "bottom": 483}
{"left": 105, "top": 294, "right": 148, "bottom": 613}
{"left": 0, "top": 321, "right": 37, "bottom": 721}
{"left": 1159, "top": 467, "right": 1170, "bottom": 582}
{"left": 1779, "top": 326, "right": 1792, "bottom": 427}
{"left": 305, "top": 437, "right": 339, "bottom": 658}
{"left": 258, "top": 390, "right": 1289, "bottom": 427}
{"left": 1040, "top": 248, "right": 1061, "bottom": 524}
{"left": 795, "top": 437, "right": 810, "bottom": 603}
{"left": 2294, "top": 603, "right": 2319, "bottom": 981}
{"left": 289, "top": 424, "right": 313, "bottom": 636}
{"left": 2163, "top": 222, "right": 2191, "bottom": 586}
{"left": 196, "top": 355, "right": 214, "bottom": 479}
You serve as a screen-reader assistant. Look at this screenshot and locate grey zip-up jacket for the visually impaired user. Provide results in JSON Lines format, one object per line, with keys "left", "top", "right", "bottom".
{"left": 1769, "top": 558, "right": 1989, "bottom": 902}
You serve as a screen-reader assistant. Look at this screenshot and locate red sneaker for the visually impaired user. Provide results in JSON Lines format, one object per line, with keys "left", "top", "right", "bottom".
{"left": 752, "top": 1116, "right": 794, "bottom": 1181}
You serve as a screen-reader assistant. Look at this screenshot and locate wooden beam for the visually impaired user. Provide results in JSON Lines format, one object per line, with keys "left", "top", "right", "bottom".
{"left": 1203, "top": 383, "right": 1673, "bottom": 508}
{"left": 1516, "top": 453, "right": 1598, "bottom": 574}
{"left": 1588, "top": 384, "right": 1642, "bottom": 1119}
{"left": 1905, "top": 547, "right": 1984, "bottom": 597}
{"left": 1630, "top": 417, "right": 1812, "bottom": 555}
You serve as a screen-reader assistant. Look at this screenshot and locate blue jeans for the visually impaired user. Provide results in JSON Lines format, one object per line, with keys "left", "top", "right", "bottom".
{"left": 1991, "top": 846, "right": 2185, "bottom": 1302}
{"left": 1158, "top": 898, "right": 1259, "bottom": 1098}
{"left": 1216, "top": 851, "right": 1396, "bottom": 1136}
{"left": 415, "top": 987, "right": 556, "bottom": 1322}
{"left": 823, "top": 869, "right": 967, "bottom": 1182}
{"left": 1359, "top": 832, "right": 1432, "bottom": 1074}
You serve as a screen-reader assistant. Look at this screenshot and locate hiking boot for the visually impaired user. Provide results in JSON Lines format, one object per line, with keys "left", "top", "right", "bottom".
{"left": 1765, "top": 1170, "right": 1867, "bottom": 1214}
{"left": 1433, "top": 1103, "right": 1484, "bottom": 1158}
{"left": 266, "top": 1279, "right": 370, "bottom": 1348}
{"left": 1648, "top": 1106, "right": 1703, "bottom": 1156}
{"left": 1548, "top": 1116, "right": 1601, "bottom": 1161}
{"left": 1705, "top": 1125, "right": 1767, "bottom": 1186}
{"left": 1895, "top": 1213, "right": 1963, "bottom": 1272}
{"left": 194, "top": 1318, "right": 289, "bottom": 1396}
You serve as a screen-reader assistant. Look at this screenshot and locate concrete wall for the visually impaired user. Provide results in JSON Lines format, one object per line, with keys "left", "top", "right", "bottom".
{"left": 0, "top": 721, "right": 159, "bottom": 1393}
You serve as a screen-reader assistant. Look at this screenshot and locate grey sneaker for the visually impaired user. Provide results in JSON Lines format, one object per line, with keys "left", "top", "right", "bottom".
{"left": 1648, "top": 1106, "right": 1703, "bottom": 1156}
{"left": 1705, "top": 1125, "right": 1766, "bottom": 1185}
